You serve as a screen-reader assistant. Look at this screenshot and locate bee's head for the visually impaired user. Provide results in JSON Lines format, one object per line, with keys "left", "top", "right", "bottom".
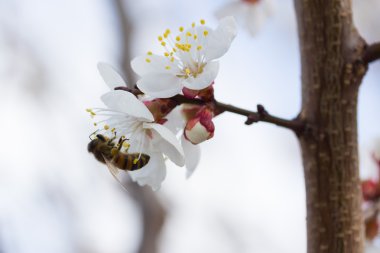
{"left": 87, "top": 134, "right": 107, "bottom": 153}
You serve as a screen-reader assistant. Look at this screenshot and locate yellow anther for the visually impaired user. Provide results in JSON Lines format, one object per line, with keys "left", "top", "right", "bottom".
{"left": 197, "top": 45, "right": 202, "bottom": 51}
{"left": 170, "top": 57, "right": 175, "bottom": 62}
{"left": 145, "top": 58, "right": 151, "bottom": 63}
{"left": 186, "top": 32, "right": 192, "bottom": 37}
{"left": 164, "top": 52, "right": 169, "bottom": 57}
{"left": 104, "top": 125, "right": 110, "bottom": 130}
{"left": 193, "top": 35, "right": 197, "bottom": 40}
{"left": 170, "top": 52, "right": 173, "bottom": 56}
{"left": 203, "top": 30, "right": 209, "bottom": 36}
{"left": 122, "top": 142, "right": 130, "bottom": 148}
{"left": 165, "top": 29, "right": 171, "bottom": 34}
{"left": 185, "top": 68, "right": 191, "bottom": 75}
{"left": 176, "top": 36, "right": 181, "bottom": 41}
{"left": 179, "top": 26, "right": 184, "bottom": 32}
{"left": 93, "top": 123, "right": 97, "bottom": 126}
{"left": 173, "top": 48, "right": 177, "bottom": 52}
{"left": 163, "top": 33, "right": 168, "bottom": 38}
{"left": 147, "top": 51, "right": 153, "bottom": 55}
{"left": 165, "top": 65, "right": 171, "bottom": 70}
{"left": 86, "top": 108, "right": 92, "bottom": 112}
{"left": 161, "top": 41, "right": 166, "bottom": 46}
{"left": 192, "top": 22, "right": 195, "bottom": 28}
{"left": 111, "top": 128, "right": 116, "bottom": 133}
{"left": 200, "top": 19, "right": 205, "bottom": 25}
{"left": 158, "top": 36, "right": 163, "bottom": 41}
{"left": 133, "top": 158, "right": 139, "bottom": 164}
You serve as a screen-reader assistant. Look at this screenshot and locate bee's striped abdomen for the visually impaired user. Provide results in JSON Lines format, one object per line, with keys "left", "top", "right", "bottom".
{"left": 130, "top": 154, "right": 150, "bottom": 171}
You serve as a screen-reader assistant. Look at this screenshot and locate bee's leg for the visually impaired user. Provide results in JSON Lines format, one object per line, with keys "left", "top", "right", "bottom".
{"left": 107, "top": 131, "right": 117, "bottom": 145}
{"left": 118, "top": 138, "right": 130, "bottom": 152}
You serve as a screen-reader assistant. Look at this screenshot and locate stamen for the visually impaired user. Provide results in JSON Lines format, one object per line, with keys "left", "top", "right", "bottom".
{"left": 203, "top": 30, "right": 209, "bottom": 36}
{"left": 191, "top": 22, "right": 195, "bottom": 28}
{"left": 145, "top": 58, "right": 151, "bottom": 63}
{"left": 165, "top": 65, "right": 171, "bottom": 70}
{"left": 164, "top": 52, "right": 170, "bottom": 57}
{"left": 147, "top": 51, "right": 153, "bottom": 55}
{"left": 158, "top": 36, "right": 163, "bottom": 41}
{"left": 161, "top": 41, "right": 166, "bottom": 46}
{"left": 197, "top": 45, "right": 202, "bottom": 51}
{"left": 200, "top": 19, "right": 205, "bottom": 25}
{"left": 176, "top": 36, "right": 181, "bottom": 41}
{"left": 179, "top": 26, "right": 184, "bottom": 32}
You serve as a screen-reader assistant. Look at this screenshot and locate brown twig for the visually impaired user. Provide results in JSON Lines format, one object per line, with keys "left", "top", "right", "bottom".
{"left": 115, "top": 86, "right": 306, "bottom": 134}
{"left": 363, "top": 42, "right": 380, "bottom": 64}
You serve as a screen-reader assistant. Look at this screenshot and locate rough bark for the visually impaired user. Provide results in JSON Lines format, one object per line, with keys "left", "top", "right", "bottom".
{"left": 294, "top": 1, "right": 367, "bottom": 253}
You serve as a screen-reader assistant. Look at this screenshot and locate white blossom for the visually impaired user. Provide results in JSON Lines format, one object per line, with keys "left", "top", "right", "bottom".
{"left": 89, "top": 64, "right": 186, "bottom": 190}
{"left": 216, "top": 0, "right": 274, "bottom": 36}
{"left": 131, "top": 16, "right": 237, "bottom": 98}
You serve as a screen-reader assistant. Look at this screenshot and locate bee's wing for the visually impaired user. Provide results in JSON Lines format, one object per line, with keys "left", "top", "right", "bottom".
{"left": 102, "top": 155, "right": 132, "bottom": 192}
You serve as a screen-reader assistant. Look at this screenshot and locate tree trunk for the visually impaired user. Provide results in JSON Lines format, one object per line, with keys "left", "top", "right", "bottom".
{"left": 294, "top": 1, "right": 367, "bottom": 252}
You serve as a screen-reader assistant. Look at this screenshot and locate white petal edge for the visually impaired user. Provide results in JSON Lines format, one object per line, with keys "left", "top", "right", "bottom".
{"left": 101, "top": 90, "right": 154, "bottom": 122}
{"left": 137, "top": 73, "right": 183, "bottom": 98}
{"left": 205, "top": 16, "right": 238, "bottom": 61}
{"left": 131, "top": 55, "right": 180, "bottom": 76}
{"left": 182, "top": 135, "right": 201, "bottom": 179}
{"left": 129, "top": 152, "right": 166, "bottom": 191}
{"left": 143, "top": 122, "right": 185, "bottom": 167}
{"left": 97, "top": 62, "right": 127, "bottom": 89}
{"left": 183, "top": 61, "right": 219, "bottom": 90}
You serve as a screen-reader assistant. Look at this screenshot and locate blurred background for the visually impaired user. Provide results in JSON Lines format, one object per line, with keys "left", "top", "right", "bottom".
{"left": 0, "top": 0, "right": 379, "bottom": 252}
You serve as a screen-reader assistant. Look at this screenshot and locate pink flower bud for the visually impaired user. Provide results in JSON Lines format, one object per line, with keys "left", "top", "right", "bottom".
{"left": 184, "top": 107, "right": 215, "bottom": 144}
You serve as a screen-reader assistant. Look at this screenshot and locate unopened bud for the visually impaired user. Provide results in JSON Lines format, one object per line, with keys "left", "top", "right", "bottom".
{"left": 184, "top": 107, "right": 214, "bottom": 144}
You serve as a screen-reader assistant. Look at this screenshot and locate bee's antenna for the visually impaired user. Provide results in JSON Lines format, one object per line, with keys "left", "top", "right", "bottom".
{"left": 89, "top": 129, "right": 99, "bottom": 140}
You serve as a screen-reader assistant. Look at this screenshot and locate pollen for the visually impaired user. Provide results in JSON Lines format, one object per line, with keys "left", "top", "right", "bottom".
{"left": 200, "top": 19, "right": 205, "bottom": 25}
{"left": 104, "top": 125, "right": 110, "bottom": 130}
{"left": 133, "top": 158, "right": 139, "bottom": 164}
{"left": 111, "top": 148, "right": 118, "bottom": 156}
{"left": 145, "top": 58, "right": 151, "bottom": 63}
{"left": 179, "top": 26, "right": 184, "bottom": 32}
{"left": 165, "top": 65, "right": 171, "bottom": 70}
{"left": 147, "top": 51, "right": 153, "bottom": 55}
{"left": 203, "top": 30, "right": 209, "bottom": 36}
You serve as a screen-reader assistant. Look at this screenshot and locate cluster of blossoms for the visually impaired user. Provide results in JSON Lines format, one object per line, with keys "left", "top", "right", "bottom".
{"left": 362, "top": 153, "right": 380, "bottom": 241}
{"left": 87, "top": 17, "right": 237, "bottom": 190}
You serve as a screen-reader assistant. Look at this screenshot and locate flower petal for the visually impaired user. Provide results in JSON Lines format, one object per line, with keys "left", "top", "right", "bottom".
{"left": 143, "top": 122, "right": 185, "bottom": 166}
{"left": 101, "top": 90, "right": 154, "bottom": 122}
{"left": 183, "top": 61, "right": 219, "bottom": 90}
{"left": 181, "top": 135, "right": 201, "bottom": 178}
{"left": 129, "top": 152, "right": 166, "bottom": 191}
{"left": 131, "top": 55, "right": 180, "bottom": 76}
{"left": 204, "top": 16, "right": 238, "bottom": 61}
{"left": 137, "top": 73, "right": 183, "bottom": 98}
{"left": 97, "top": 62, "right": 127, "bottom": 89}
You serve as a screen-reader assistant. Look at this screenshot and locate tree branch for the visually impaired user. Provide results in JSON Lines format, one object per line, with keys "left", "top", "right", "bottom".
{"left": 115, "top": 86, "right": 305, "bottom": 134}
{"left": 363, "top": 42, "right": 380, "bottom": 64}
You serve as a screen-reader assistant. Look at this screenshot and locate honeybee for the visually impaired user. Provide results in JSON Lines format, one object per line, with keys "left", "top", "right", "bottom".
{"left": 88, "top": 133, "right": 150, "bottom": 174}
